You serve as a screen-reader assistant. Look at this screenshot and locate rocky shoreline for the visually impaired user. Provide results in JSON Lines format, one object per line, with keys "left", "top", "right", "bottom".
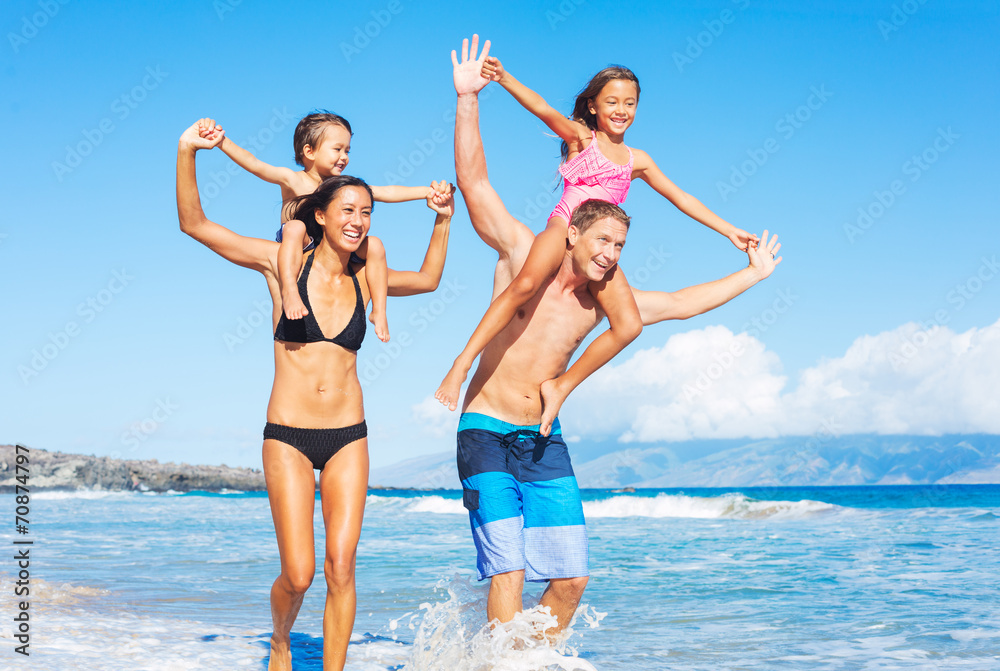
{"left": 0, "top": 445, "right": 266, "bottom": 493}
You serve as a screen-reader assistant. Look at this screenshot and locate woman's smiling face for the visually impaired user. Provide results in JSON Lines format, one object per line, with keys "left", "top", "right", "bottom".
{"left": 316, "top": 185, "right": 372, "bottom": 252}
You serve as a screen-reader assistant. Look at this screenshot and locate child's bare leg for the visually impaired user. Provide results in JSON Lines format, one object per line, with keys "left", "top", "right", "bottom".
{"left": 435, "top": 218, "right": 568, "bottom": 411}
{"left": 278, "top": 221, "right": 309, "bottom": 319}
{"left": 360, "top": 237, "right": 389, "bottom": 342}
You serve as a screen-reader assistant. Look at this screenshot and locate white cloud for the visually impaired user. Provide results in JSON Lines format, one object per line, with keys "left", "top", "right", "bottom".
{"left": 561, "top": 317, "right": 1000, "bottom": 441}
{"left": 410, "top": 392, "right": 463, "bottom": 438}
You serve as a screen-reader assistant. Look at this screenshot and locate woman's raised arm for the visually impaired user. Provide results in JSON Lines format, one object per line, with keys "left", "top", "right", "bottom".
{"left": 387, "top": 180, "right": 454, "bottom": 296}
{"left": 177, "top": 119, "right": 276, "bottom": 274}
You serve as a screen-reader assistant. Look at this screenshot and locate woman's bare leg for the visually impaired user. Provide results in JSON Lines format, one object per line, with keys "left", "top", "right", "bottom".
{"left": 263, "top": 440, "right": 319, "bottom": 671}
{"left": 318, "top": 438, "right": 369, "bottom": 671}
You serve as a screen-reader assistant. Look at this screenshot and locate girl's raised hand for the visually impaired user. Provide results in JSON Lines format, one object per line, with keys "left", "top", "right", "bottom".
{"left": 729, "top": 227, "right": 759, "bottom": 252}
{"left": 180, "top": 118, "right": 225, "bottom": 151}
{"left": 482, "top": 56, "right": 505, "bottom": 83}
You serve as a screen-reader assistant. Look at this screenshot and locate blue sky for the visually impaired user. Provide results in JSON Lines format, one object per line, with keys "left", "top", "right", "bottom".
{"left": 3, "top": 0, "right": 998, "bottom": 470}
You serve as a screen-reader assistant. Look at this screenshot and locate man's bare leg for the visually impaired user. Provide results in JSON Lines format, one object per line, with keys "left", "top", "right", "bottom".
{"left": 539, "top": 576, "right": 589, "bottom": 636}
{"left": 487, "top": 570, "right": 526, "bottom": 624}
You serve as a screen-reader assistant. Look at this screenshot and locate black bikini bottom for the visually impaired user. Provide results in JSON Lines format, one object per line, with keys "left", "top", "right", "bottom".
{"left": 263, "top": 421, "right": 368, "bottom": 470}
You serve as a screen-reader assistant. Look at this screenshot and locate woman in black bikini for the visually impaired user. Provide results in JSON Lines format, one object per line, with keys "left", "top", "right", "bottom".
{"left": 176, "top": 119, "right": 454, "bottom": 671}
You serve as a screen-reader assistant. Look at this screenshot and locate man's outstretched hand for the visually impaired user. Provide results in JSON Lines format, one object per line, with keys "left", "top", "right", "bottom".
{"left": 747, "top": 229, "right": 782, "bottom": 280}
{"left": 452, "top": 34, "right": 491, "bottom": 96}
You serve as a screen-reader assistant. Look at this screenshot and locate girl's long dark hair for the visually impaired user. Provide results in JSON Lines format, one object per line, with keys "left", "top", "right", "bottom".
{"left": 560, "top": 66, "right": 640, "bottom": 162}
{"left": 284, "top": 175, "right": 374, "bottom": 245}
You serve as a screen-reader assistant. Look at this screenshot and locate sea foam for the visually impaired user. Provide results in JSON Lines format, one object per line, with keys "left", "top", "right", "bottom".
{"left": 32, "top": 489, "right": 138, "bottom": 501}
{"left": 367, "top": 492, "right": 837, "bottom": 520}
{"left": 583, "top": 492, "right": 836, "bottom": 520}
{"left": 399, "top": 576, "right": 602, "bottom": 670}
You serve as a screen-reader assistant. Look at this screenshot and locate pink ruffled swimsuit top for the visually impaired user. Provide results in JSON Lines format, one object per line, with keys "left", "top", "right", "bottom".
{"left": 550, "top": 131, "right": 634, "bottom": 223}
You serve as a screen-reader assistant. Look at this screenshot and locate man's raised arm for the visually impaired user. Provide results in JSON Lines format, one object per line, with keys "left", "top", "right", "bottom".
{"left": 452, "top": 34, "right": 531, "bottom": 258}
{"left": 633, "top": 230, "right": 783, "bottom": 325}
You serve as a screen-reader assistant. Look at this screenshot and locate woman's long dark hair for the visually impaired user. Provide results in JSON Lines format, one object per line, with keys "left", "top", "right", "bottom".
{"left": 560, "top": 66, "right": 640, "bottom": 162}
{"left": 284, "top": 175, "right": 374, "bottom": 245}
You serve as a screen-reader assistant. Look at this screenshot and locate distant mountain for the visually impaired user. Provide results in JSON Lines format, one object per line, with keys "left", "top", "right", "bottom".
{"left": 370, "top": 434, "right": 1000, "bottom": 489}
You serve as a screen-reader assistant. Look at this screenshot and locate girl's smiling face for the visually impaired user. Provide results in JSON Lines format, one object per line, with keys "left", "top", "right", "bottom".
{"left": 589, "top": 79, "right": 639, "bottom": 137}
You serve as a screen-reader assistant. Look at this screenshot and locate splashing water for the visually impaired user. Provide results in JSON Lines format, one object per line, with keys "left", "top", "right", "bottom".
{"left": 400, "top": 576, "right": 603, "bottom": 670}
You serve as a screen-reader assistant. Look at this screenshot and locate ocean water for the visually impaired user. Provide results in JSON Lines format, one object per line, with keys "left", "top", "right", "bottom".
{"left": 2, "top": 485, "right": 998, "bottom": 670}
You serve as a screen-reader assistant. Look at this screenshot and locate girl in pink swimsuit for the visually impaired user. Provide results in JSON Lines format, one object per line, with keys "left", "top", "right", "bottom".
{"left": 436, "top": 55, "right": 758, "bottom": 411}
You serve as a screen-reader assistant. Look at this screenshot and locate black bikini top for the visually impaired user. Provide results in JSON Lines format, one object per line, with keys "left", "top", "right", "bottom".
{"left": 274, "top": 252, "right": 366, "bottom": 351}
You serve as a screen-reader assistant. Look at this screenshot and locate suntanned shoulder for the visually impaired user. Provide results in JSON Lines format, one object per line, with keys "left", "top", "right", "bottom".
{"left": 287, "top": 169, "right": 319, "bottom": 194}
{"left": 628, "top": 147, "right": 655, "bottom": 175}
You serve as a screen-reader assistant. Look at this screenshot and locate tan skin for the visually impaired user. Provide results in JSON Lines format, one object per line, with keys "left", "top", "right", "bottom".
{"left": 436, "top": 37, "right": 644, "bottom": 429}
{"left": 435, "top": 42, "right": 762, "bottom": 413}
{"left": 448, "top": 35, "right": 781, "bottom": 634}
{"left": 201, "top": 120, "right": 440, "bottom": 345}
{"left": 177, "top": 119, "right": 454, "bottom": 671}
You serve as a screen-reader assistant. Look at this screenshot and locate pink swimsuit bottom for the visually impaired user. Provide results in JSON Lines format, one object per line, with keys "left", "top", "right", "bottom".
{"left": 550, "top": 132, "right": 634, "bottom": 224}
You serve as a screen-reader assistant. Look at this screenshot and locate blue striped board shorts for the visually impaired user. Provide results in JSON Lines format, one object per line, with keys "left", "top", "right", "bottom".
{"left": 456, "top": 412, "right": 588, "bottom": 582}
